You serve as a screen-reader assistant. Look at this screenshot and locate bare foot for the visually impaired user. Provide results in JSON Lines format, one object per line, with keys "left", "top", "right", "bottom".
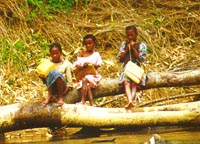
{"left": 91, "top": 103, "right": 97, "bottom": 107}
{"left": 43, "top": 99, "right": 50, "bottom": 106}
{"left": 57, "top": 99, "right": 64, "bottom": 106}
{"left": 76, "top": 101, "right": 85, "bottom": 105}
{"left": 124, "top": 102, "right": 134, "bottom": 109}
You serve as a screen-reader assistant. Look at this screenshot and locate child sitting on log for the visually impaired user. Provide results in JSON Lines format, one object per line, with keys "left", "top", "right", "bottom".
{"left": 118, "top": 25, "right": 147, "bottom": 109}
{"left": 73, "top": 34, "right": 102, "bottom": 106}
{"left": 39, "top": 42, "right": 73, "bottom": 106}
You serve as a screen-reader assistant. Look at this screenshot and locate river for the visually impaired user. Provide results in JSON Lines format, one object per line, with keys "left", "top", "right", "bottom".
{"left": 1, "top": 126, "right": 200, "bottom": 144}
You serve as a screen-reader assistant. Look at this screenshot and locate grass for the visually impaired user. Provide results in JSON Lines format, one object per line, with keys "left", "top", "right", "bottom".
{"left": 0, "top": 0, "right": 200, "bottom": 106}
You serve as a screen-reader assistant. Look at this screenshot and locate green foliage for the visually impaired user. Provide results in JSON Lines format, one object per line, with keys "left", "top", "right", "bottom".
{"left": 0, "top": 38, "right": 48, "bottom": 72}
{"left": 7, "top": 79, "right": 15, "bottom": 86}
{"left": 152, "top": 8, "right": 163, "bottom": 26}
{"left": 26, "top": 0, "right": 91, "bottom": 21}
{"left": 28, "top": 0, "right": 44, "bottom": 7}
{"left": 0, "top": 39, "right": 10, "bottom": 65}
{"left": 0, "top": 39, "right": 28, "bottom": 71}
{"left": 48, "top": 0, "right": 75, "bottom": 9}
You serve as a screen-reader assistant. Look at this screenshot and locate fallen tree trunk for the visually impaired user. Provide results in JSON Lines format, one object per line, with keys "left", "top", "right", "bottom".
{"left": 0, "top": 69, "right": 200, "bottom": 133}
{"left": 65, "top": 69, "right": 200, "bottom": 103}
{"left": 0, "top": 101, "right": 200, "bottom": 133}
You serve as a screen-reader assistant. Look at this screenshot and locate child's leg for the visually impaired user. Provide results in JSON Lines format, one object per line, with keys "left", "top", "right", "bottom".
{"left": 124, "top": 80, "right": 132, "bottom": 103}
{"left": 43, "top": 87, "right": 53, "bottom": 106}
{"left": 87, "top": 85, "right": 94, "bottom": 106}
{"left": 63, "top": 85, "right": 69, "bottom": 96}
{"left": 80, "top": 78, "right": 88, "bottom": 104}
{"left": 124, "top": 80, "right": 133, "bottom": 109}
{"left": 131, "top": 86, "right": 137, "bottom": 102}
{"left": 56, "top": 77, "right": 65, "bottom": 106}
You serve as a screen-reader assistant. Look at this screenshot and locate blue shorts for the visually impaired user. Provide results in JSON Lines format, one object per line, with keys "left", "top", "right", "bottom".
{"left": 45, "top": 70, "right": 67, "bottom": 88}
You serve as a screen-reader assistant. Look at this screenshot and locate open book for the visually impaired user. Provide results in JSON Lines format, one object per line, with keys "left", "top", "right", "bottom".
{"left": 124, "top": 61, "right": 144, "bottom": 84}
{"left": 73, "top": 64, "right": 96, "bottom": 81}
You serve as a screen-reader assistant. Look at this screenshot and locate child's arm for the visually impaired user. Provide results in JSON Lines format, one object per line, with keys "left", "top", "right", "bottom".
{"left": 118, "top": 52, "right": 127, "bottom": 62}
{"left": 74, "top": 51, "right": 85, "bottom": 69}
{"left": 93, "top": 52, "right": 102, "bottom": 69}
{"left": 131, "top": 45, "right": 140, "bottom": 60}
{"left": 127, "top": 40, "right": 139, "bottom": 60}
{"left": 118, "top": 42, "right": 129, "bottom": 62}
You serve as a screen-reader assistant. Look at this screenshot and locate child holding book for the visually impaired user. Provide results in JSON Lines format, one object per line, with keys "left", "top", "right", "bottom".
{"left": 73, "top": 34, "right": 102, "bottom": 106}
{"left": 39, "top": 42, "right": 73, "bottom": 106}
{"left": 118, "top": 25, "right": 147, "bottom": 109}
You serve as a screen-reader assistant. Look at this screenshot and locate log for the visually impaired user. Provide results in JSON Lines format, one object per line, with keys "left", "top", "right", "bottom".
{"left": 0, "top": 101, "right": 200, "bottom": 133}
{"left": 1, "top": 69, "right": 200, "bottom": 133}
{"left": 65, "top": 69, "right": 200, "bottom": 103}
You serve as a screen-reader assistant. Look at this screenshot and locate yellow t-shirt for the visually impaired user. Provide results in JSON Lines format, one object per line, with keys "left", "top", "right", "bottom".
{"left": 53, "top": 60, "right": 73, "bottom": 88}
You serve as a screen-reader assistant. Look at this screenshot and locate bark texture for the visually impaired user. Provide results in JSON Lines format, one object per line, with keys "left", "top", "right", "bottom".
{"left": 65, "top": 69, "right": 200, "bottom": 103}
{"left": 0, "top": 101, "right": 200, "bottom": 133}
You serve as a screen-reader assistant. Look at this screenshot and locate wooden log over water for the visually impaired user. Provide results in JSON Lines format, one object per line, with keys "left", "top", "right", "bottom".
{"left": 65, "top": 69, "right": 200, "bottom": 103}
{"left": 0, "top": 101, "right": 200, "bottom": 133}
{"left": 0, "top": 69, "right": 200, "bottom": 133}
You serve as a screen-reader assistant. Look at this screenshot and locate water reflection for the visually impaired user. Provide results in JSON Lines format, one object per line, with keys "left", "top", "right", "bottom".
{"left": 2, "top": 126, "right": 200, "bottom": 144}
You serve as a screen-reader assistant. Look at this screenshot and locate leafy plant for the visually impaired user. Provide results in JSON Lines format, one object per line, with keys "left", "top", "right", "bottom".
{"left": 1, "top": 42, "right": 10, "bottom": 64}
{"left": 0, "top": 38, "right": 48, "bottom": 71}
{"left": 26, "top": 0, "right": 91, "bottom": 21}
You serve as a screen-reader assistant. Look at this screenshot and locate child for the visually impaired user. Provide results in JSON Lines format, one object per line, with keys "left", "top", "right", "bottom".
{"left": 73, "top": 34, "right": 102, "bottom": 106}
{"left": 118, "top": 25, "right": 147, "bottom": 109}
{"left": 40, "top": 42, "right": 73, "bottom": 106}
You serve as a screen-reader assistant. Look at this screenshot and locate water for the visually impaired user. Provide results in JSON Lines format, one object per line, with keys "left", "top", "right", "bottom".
{"left": 1, "top": 126, "right": 200, "bottom": 144}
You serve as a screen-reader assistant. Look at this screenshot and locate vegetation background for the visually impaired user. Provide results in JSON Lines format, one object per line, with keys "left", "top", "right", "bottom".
{"left": 0, "top": 0, "right": 200, "bottom": 106}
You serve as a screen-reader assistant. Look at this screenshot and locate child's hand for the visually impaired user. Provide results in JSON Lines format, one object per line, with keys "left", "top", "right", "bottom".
{"left": 39, "top": 74, "right": 46, "bottom": 84}
{"left": 39, "top": 74, "right": 45, "bottom": 79}
{"left": 76, "top": 64, "right": 83, "bottom": 69}
{"left": 83, "top": 62, "right": 91, "bottom": 67}
{"left": 129, "top": 40, "right": 135, "bottom": 47}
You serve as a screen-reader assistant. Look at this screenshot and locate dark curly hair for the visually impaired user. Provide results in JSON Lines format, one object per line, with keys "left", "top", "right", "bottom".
{"left": 82, "top": 34, "right": 97, "bottom": 45}
{"left": 49, "top": 42, "right": 62, "bottom": 53}
{"left": 125, "top": 25, "right": 138, "bottom": 36}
